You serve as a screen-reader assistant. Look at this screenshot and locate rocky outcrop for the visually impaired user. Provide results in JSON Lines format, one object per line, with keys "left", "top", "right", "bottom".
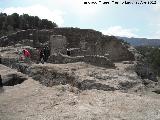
{"left": 29, "top": 62, "right": 142, "bottom": 91}
{"left": 84, "top": 55, "right": 115, "bottom": 68}
{"left": 127, "top": 47, "right": 158, "bottom": 82}
{"left": 0, "top": 29, "right": 53, "bottom": 47}
{"left": 48, "top": 53, "right": 115, "bottom": 68}
{"left": 30, "top": 63, "right": 116, "bottom": 91}
{"left": 96, "top": 36, "right": 135, "bottom": 61}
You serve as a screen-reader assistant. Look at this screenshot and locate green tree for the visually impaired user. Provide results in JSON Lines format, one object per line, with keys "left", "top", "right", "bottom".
{"left": 0, "top": 12, "right": 58, "bottom": 36}
{"left": 11, "top": 13, "right": 20, "bottom": 29}
{"left": 136, "top": 46, "right": 160, "bottom": 76}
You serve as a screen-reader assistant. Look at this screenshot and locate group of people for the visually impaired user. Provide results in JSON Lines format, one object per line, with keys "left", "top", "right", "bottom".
{"left": 39, "top": 46, "right": 50, "bottom": 64}
{"left": 0, "top": 47, "right": 50, "bottom": 89}
{"left": 18, "top": 46, "right": 50, "bottom": 64}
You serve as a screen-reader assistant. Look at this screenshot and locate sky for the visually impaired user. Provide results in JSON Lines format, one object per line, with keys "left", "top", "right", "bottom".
{"left": 0, "top": 0, "right": 160, "bottom": 39}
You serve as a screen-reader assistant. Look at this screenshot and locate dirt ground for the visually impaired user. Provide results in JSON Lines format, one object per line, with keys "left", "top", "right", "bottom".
{"left": 1, "top": 62, "right": 160, "bottom": 120}
{"left": 1, "top": 78, "right": 160, "bottom": 120}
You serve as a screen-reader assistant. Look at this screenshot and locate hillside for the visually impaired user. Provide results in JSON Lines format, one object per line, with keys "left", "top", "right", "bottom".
{"left": 117, "top": 36, "right": 160, "bottom": 47}
{"left": 0, "top": 13, "right": 160, "bottom": 119}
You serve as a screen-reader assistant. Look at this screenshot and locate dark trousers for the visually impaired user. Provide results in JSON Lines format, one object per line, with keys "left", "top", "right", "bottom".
{"left": 67, "top": 51, "right": 71, "bottom": 56}
{"left": 0, "top": 75, "right": 3, "bottom": 87}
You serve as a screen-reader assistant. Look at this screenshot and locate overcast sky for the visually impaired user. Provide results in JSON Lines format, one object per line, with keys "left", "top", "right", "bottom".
{"left": 0, "top": 0, "right": 160, "bottom": 39}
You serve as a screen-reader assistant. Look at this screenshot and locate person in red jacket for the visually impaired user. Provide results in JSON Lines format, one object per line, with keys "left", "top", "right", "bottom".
{"left": 23, "top": 49, "right": 31, "bottom": 63}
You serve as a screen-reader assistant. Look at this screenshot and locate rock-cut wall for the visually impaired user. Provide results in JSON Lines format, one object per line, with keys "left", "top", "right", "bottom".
{"left": 0, "top": 27, "right": 135, "bottom": 62}
{"left": 0, "top": 29, "right": 53, "bottom": 47}
{"left": 52, "top": 27, "right": 135, "bottom": 62}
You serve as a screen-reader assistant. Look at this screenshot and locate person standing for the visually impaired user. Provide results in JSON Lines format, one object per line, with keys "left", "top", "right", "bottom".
{"left": 67, "top": 49, "right": 71, "bottom": 56}
{"left": 39, "top": 48, "right": 44, "bottom": 64}
{"left": 0, "top": 75, "right": 3, "bottom": 87}
{"left": 43, "top": 46, "right": 50, "bottom": 62}
{"left": 0, "top": 54, "right": 2, "bottom": 64}
{"left": 23, "top": 49, "right": 31, "bottom": 64}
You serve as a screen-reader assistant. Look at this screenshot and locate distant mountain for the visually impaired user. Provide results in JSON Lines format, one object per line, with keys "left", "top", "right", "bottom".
{"left": 116, "top": 36, "right": 160, "bottom": 47}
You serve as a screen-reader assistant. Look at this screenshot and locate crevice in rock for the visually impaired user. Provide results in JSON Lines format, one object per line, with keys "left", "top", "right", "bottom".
{"left": 3, "top": 73, "right": 27, "bottom": 86}
{"left": 152, "top": 89, "right": 160, "bottom": 94}
{"left": 77, "top": 80, "right": 116, "bottom": 91}
{"left": 118, "top": 81, "right": 139, "bottom": 90}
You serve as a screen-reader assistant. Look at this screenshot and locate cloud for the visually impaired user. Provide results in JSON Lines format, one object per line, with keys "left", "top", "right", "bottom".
{"left": 101, "top": 26, "right": 138, "bottom": 38}
{"left": 0, "top": 0, "right": 102, "bottom": 25}
{"left": 152, "top": 30, "right": 160, "bottom": 39}
{"left": 152, "top": 1, "right": 160, "bottom": 11}
{"left": 40, "top": 0, "right": 102, "bottom": 19}
{"left": 51, "top": 0, "right": 102, "bottom": 19}
{"left": 1, "top": 4, "right": 64, "bottom": 26}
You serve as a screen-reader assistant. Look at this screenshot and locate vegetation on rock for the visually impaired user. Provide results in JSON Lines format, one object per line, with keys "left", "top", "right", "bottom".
{"left": 136, "top": 46, "right": 160, "bottom": 76}
{"left": 0, "top": 13, "right": 57, "bottom": 37}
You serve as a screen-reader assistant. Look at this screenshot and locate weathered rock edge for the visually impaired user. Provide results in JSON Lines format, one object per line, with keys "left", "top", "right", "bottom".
{"left": 30, "top": 64, "right": 116, "bottom": 91}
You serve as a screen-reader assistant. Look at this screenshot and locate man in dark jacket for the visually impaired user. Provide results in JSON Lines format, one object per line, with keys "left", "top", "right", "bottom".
{"left": 39, "top": 48, "right": 44, "bottom": 64}
{"left": 0, "top": 55, "right": 2, "bottom": 64}
{"left": 0, "top": 75, "right": 3, "bottom": 87}
{"left": 43, "top": 46, "right": 50, "bottom": 62}
{"left": 67, "top": 49, "right": 71, "bottom": 56}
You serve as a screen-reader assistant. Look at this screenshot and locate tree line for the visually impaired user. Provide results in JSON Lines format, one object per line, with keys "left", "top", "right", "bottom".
{"left": 0, "top": 13, "right": 58, "bottom": 37}
{"left": 136, "top": 46, "right": 160, "bottom": 76}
